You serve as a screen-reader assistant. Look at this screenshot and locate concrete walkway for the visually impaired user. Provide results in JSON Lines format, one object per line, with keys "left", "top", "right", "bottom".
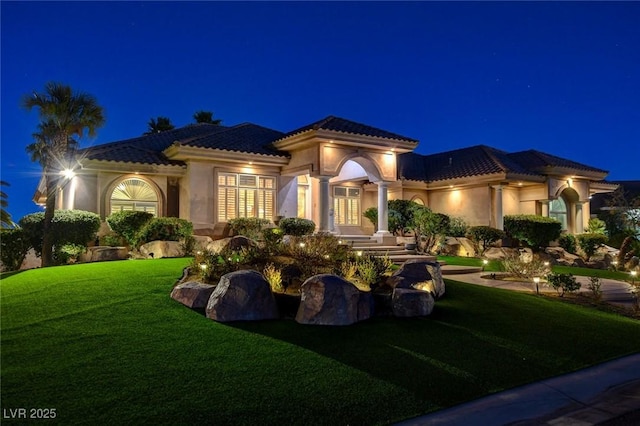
{"left": 396, "top": 273, "right": 640, "bottom": 426}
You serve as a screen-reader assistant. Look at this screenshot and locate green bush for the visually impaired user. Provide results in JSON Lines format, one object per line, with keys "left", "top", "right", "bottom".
{"left": 577, "top": 233, "right": 608, "bottom": 260}
{"left": 106, "top": 211, "right": 153, "bottom": 247}
{"left": 279, "top": 217, "right": 315, "bottom": 236}
{"left": 585, "top": 218, "right": 607, "bottom": 235}
{"left": 54, "top": 243, "right": 86, "bottom": 264}
{"left": 558, "top": 233, "right": 577, "bottom": 254}
{"left": 19, "top": 210, "right": 101, "bottom": 258}
{"left": 448, "top": 217, "right": 469, "bottom": 238}
{"left": 228, "top": 217, "right": 271, "bottom": 240}
{"left": 137, "top": 217, "right": 193, "bottom": 246}
{"left": 546, "top": 272, "right": 581, "bottom": 297}
{"left": 363, "top": 207, "right": 378, "bottom": 231}
{"left": 388, "top": 199, "right": 421, "bottom": 236}
{"left": 262, "top": 227, "right": 283, "bottom": 254}
{"left": 504, "top": 215, "right": 562, "bottom": 250}
{"left": 413, "top": 207, "right": 450, "bottom": 254}
{"left": 466, "top": 226, "right": 505, "bottom": 256}
{"left": 0, "top": 228, "right": 30, "bottom": 271}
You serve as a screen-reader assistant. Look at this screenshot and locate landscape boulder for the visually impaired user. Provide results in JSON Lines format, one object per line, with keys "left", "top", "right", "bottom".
{"left": 206, "top": 270, "right": 279, "bottom": 322}
{"left": 171, "top": 281, "right": 216, "bottom": 309}
{"left": 392, "top": 288, "right": 435, "bottom": 317}
{"left": 389, "top": 259, "right": 445, "bottom": 299}
{"left": 139, "top": 241, "right": 183, "bottom": 259}
{"left": 80, "top": 246, "right": 129, "bottom": 263}
{"left": 296, "top": 274, "right": 372, "bottom": 325}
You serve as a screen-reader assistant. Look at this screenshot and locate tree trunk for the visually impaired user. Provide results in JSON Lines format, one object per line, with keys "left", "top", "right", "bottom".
{"left": 41, "top": 173, "right": 58, "bottom": 267}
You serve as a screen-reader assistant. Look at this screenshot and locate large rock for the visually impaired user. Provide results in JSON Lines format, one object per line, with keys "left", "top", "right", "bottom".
{"left": 390, "top": 259, "right": 445, "bottom": 299}
{"left": 296, "top": 274, "right": 372, "bottom": 325}
{"left": 139, "top": 241, "right": 184, "bottom": 259}
{"left": 79, "top": 246, "right": 129, "bottom": 263}
{"left": 392, "top": 288, "right": 435, "bottom": 317}
{"left": 226, "top": 235, "right": 256, "bottom": 251}
{"left": 206, "top": 270, "right": 279, "bottom": 322}
{"left": 171, "top": 281, "right": 216, "bottom": 308}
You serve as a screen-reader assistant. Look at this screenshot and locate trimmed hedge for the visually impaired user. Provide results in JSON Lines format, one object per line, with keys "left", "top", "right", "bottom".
{"left": 228, "top": 217, "right": 271, "bottom": 240}
{"left": 504, "top": 214, "right": 562, "bottom": 249}
{"left": 279, "top": 218, "right": 315, "bottom": 236}
{"left": 558, "top": 233, "right": 577, "bottom": 254}
{"left": 106, "top": 211, "right": 154, "bottom": 247}
{"left": 19, "top": 210, "right": 101, "bottom": 258}
{"left": 136, "top": 217, "right": 193, "bottom": 245}
{"left": 0, "top": 228, "right": 30, "bottom": 271}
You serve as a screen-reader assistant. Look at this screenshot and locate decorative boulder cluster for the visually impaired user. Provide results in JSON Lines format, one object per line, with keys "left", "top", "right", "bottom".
{"left": 170, "top": 260, "right": 446, "bottom": 326}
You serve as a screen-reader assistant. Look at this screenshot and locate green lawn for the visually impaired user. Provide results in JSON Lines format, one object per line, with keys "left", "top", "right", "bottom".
{"left": 1, "top": 259, "right": 639, "bottom": 425}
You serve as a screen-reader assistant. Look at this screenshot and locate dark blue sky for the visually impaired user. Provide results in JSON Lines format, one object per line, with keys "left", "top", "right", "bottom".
{"left": 2, "top": 1, "right": 639, "bottom": 221}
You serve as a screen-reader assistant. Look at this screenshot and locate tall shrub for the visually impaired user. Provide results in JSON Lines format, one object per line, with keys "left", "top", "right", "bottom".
{"left": 0, "top": 228, "right": 30, "bottom": 271}
{"left": 504, "top": 215, "right": 562, "bottom": 250}
{"left": 106, "top": 211, "right": 153, "bottom": 247}
{"left": 558, "top": 233, "right": 577, "bottom": 254}
{"left": 19, "top": 210, "right": 101, "bottom": 258}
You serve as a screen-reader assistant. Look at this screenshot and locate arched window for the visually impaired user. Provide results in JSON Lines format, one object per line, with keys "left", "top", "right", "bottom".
{"left": 549, "top": 197, "right": 567, "bottom": 230}
{"left": 412, "top": 197, "right": 425, "bottom": 206}
{"left": 110, "top": 178, "right": 158, "bottom": 216}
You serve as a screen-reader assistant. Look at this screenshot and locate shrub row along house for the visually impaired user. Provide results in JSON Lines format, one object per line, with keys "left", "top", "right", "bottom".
{"left": 34, "top": 115, "right": 616, "bottom": 241}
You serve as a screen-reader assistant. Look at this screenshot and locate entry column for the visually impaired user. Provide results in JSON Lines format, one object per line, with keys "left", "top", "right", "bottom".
{"left": 376, "top": 181, "right": 390, "bottom": 235}
{"left": 318, "top": 176, "right": 331, "bottom": 233}
{"left": 492, "top": 185, "right": 504, "bottom": 230}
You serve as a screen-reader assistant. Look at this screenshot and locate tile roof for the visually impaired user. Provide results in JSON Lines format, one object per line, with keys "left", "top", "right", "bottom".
{"left": 81, "top": 123, "right": 288, "bottom": 166}
{"left": 280, "top": 115, "right": 418, "bottom": 143}
{"left": 180, "top": 123, "right": 288, "bottom": 157}
{"left": 507, "top": 150, "right": 608, "bottom": 174}
{"left": 399, "top": 145, "right": 538, "bottom": 182}
{"left": 399, "top": 145, "right": 605, "bottom": 183}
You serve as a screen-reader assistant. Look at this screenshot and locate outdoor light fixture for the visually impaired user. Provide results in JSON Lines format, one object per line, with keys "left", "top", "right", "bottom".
{"left": 533, "top": 277, "right": 541, "bottom": 295}
{"left": 199, "top": 263, "right": 207, "bottom": 271}
{"left": 356, "top": 251, "right": 363, "bottom": 257}
{"left": 632, "top": 270, "right": 637, "bottom": 285}
{"left": 60, "top": 168, "right": 76, "bottom": 179}
{"left": 299, "top": 242, "right": 306, "bottom": 248}
{"left": 482, "top": 259, "right": 488, "bottom": 271}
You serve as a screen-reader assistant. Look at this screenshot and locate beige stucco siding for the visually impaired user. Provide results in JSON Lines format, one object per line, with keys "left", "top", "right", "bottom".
{"left": 429, "top": 186, "right": 492, "bottom": 226}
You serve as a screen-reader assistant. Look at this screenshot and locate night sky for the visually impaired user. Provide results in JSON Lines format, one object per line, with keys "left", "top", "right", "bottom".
{"left": 2, "top": 1, "right": 639, "bottom": 222}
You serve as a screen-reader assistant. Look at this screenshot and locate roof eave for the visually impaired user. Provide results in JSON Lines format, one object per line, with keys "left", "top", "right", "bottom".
{"left": 164, "top": 144, "right": 290, "bottom": 166}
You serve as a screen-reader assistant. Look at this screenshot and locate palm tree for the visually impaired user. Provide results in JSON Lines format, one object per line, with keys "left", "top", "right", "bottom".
{"left": 23, "top": 82, "right": 105, "bottom": 266}
{"left": 144, "top": 116, "right": 175, "bottom": 134}
{"left": 193, "top": 110, "right": 222, "bottom": 125}
{"left": 1, "top": 181, "right": 15, "bottom": 228}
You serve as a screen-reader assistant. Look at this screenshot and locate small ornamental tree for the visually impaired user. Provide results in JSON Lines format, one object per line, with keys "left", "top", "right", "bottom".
{"left": 577, "top": 233, "right": 608, "bottom": 260}
{"left": 558, "top": 233, "right": 578, "bottom": 254}
{"left": 466, "top": 226, "right": 505, "bottom": 256}
{"left": 228, "top": 217, "right": 271, "bottom": 240}
{"left": 106, "top": 211, "right": 154, "bottom": 247}
{"left": 412, "top": 206, "right": 450, "bottom": 254}
{"left": 504, "top": 215, "right": 562, "bottom": 250}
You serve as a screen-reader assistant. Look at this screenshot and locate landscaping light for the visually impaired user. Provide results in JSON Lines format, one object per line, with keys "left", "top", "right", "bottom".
{"left": 544, "top": 261, "right": 549, "bottom": 267}
{"left": 60, "top": 168, "right": 75, "bottom": 179}
{"left": 199, "top": 263, "right": 207, "bottom": 270}
{"left": 632, "top": 270, "right": 637, "bottom": 285}
{"left": 356, "top": 251, "right": 363, "bottom": 257}
{"left": 482, "top": 259, "right": 488, "bottom": 271}
{"left": 324, "top": 255, "right": 330, "bottom": 260}
{"left": 196, "top": 251, "right": 202, "bottom": 256}
{"left": 299, "top": 242, "right": 306, "bottom": 248}
{"left": 533, "top": 277, "right": 540, "bottom": 295}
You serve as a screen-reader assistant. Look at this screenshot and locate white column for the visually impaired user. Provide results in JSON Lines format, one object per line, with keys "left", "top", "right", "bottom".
{"left": 375, "top": 181, "right": 391, "bottom": 235}
{"left": 575, "top": 202, "right": 584, "bottom": 234}
{"left": 493, "top": 185, "right": 504, "bottom": 230}
{"left": 318, "top": 176, "right": 331, "bottom": 233}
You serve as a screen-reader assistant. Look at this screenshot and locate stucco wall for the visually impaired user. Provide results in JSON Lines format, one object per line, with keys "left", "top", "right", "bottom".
{"left": 430, "top": 186, "right": 491, "bottom": 226}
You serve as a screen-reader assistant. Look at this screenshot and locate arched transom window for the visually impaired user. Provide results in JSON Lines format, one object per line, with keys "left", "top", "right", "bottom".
{"left": 110, "top": 178, "right": 158, "bottom": 216}
{"left": 549, "top": 197, "right": 567, "bottom": 231}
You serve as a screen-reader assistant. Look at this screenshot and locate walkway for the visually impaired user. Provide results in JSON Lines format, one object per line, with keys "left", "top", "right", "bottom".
{"left": 396, "top": 272, "right": 639, "bottom": 425}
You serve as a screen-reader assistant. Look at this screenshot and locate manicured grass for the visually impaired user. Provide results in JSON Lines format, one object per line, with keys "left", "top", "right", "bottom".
{"left": 438, "top": 255, "right": 502, "bottom": 271}
{"left": 2, "top": 259, "right": 639, "bottom": 425}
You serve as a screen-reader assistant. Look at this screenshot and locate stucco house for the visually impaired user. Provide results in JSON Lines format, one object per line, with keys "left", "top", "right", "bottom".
{"left": 35, "top": 115, "right": 616, "bottom": 241}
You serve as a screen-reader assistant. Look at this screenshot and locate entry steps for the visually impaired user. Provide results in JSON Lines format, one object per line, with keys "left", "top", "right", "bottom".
{"left": 339, "top": 235, "right": 482, "bottom": 275}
